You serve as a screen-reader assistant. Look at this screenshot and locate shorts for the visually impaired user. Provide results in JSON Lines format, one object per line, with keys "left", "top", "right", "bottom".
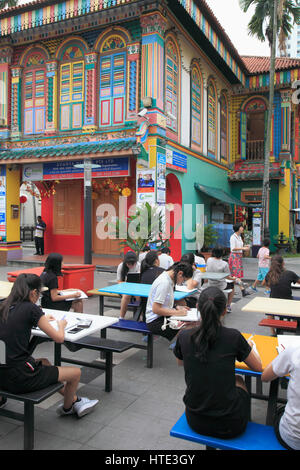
{"left": 1, "top": 358, "right": 59, "bottom": 394}
{"left": 146, "top": 316, "right": 178, "bottom": 341}
{"left": 257, "top": 267, "right": 269, "bottom": 281}
{"left": 186, "top": 387, "right": 250, "bottom": 439}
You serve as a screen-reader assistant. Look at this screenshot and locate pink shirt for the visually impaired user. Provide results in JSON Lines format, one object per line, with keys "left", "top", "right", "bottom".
{"left": 258, "top": 247, "right": 270, "bottom": 268}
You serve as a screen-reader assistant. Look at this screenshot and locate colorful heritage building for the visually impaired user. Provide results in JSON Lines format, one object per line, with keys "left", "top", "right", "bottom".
{"left": 0, "top": 0, "right": 299, "bottom": 261}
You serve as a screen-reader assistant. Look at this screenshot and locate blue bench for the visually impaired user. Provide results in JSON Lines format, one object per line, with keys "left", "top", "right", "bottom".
{"left": 105, "top": 319, "right": 154, "bottom": 368}
{"left": 170, "top": 413, "right": 286, "bottom": 450}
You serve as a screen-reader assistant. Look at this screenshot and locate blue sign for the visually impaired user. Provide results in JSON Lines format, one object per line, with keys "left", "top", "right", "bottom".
{"left": 43, "top": 157, "right": 130, "bottom": 180}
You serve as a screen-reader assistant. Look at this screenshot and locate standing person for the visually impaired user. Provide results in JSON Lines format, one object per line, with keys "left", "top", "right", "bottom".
{"left": 159, "top": 247, "right": 174, "bottom": 270}
{"left": 174, "top": 287, "right": 262, "bottom": 439}
{"left": 116, "top": 251, "right": 141, "bottom": 319}
{"left": 250, "top": 239, "right": 271, "bottom": 294}
{"left": 40, "top": 253, "right": 83, "bottom": 313}
{"left": 34, "top": 216, "right": 46, "bottom": 256}
{"left": 262, "top": 346, "right": 300, "bottom": 450}
{"left": 295, "top": 219, "right": 300, "bottom": 254}
{"left": 146, "top": 262, "right": 193, "bottom": 341}
{"left": 0, "top": 274, "right": 98, "bottom": 418}
{"left": 205, "top": 247, "right": 236, "bottom": 313}
{"left": 228, "top": 223, "right": 251, "bottom": 297}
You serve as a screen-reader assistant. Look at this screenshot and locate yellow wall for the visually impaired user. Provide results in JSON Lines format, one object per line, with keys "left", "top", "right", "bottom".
{"left": 278, "top": 168, "right": 291, "bottom": 237}
{"left": 6, "top": 166, "right": 20, "bottom": 242}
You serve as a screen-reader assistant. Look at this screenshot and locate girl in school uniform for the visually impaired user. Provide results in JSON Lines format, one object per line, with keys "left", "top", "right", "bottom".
{"left": 145, "top": 262, "right": 193, "bottom": 341}
{"left": 40, "top": 253, "right": 83, "bottom": 313}
{"left": 228, "top": 224, "right": 251, "bottom": 297}
{"left": 174, "top": 286, "right": 262, "bottom": 439}
{"left": 0, "top": 274, "right": 98, "bottom": 418}
{"left": 116, "top": 251, "right": 141, "bottom": 319}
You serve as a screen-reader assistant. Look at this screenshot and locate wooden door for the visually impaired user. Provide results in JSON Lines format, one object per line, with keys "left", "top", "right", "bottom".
{"left": 92, "top": 189, "right": 121, "bottom": 256}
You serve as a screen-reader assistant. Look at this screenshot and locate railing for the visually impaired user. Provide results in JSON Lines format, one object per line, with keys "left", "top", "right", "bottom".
{"left": 246, "top": 140, "right": 264, "bottom": 161}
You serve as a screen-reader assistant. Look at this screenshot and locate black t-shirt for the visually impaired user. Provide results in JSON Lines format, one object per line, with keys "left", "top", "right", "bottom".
{"left": 141, "top": 266, "right": 165, "bottom": 285}
{"left": 174, "top": 326, "right": 251, "bottom": 419}
{"left": 0, "top": 302, "right": 44, "bottom": 366}
{"left": 40, "top": 270, "right": 70, "bottom": 311}
{"left": 265, "top": 270, "right": 300, "bottom": 299}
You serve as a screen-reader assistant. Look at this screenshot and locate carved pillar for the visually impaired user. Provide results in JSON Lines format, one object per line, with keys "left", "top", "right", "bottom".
{"left": 0, "top": 46, "right": 13, "bottom": 139}
{"left": 83, "top": 52, "right": 98, "bottom": 132}
{"left": 280, "top": 90, "right": 292, "bottom": 159}
{"left": 10, "top": 66, "right": 22, "bottom": 140}
{"left": 45, "top": 60, "right": 58, "bottom": 135}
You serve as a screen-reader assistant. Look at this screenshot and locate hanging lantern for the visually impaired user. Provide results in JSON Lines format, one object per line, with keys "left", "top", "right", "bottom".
{"left": 122, "top": 187, "right": 131, "bottom": 197}
{"left": 20, "top": 195, "right": 27, "bottom": 204}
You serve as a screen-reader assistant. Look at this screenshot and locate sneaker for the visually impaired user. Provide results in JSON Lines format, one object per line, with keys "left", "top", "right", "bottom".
{"left": 56, "top": 403, "right": 76, "bottom": 417}
{"left": 168, "top": 341, "right": 176, "bottom": 351}
{"left": 250, "top": 286, "right": 258, "bottom": 292}
{"left": 264, "top": 290, "right": 271, "bottom": 296}
{"left": 227, "top": 306, "right": 232, "bottom": 313}
{"left": 242, "top": 289, "right": 251, "bottom": 297}
{"left": 73, "top": 397, "right": 99, "bottom": 418}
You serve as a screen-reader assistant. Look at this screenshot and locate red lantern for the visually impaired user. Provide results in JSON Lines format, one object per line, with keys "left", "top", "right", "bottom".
{"left": 20, "top": 195, "right": 27, "bottom": 204}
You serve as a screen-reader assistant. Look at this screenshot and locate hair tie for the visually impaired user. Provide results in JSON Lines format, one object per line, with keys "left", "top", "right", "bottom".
{"left": 208, "top": 297, "right": 214, "bottom": 301}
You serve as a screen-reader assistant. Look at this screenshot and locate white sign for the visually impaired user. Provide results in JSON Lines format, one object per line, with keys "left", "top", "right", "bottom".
{"left": 22, "top": 163, "right": 43, "bottom": 182}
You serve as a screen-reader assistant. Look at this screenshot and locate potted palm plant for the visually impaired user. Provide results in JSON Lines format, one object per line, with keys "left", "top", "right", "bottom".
{"left": 201, "top": 224, "right": 219, "bottom": 261}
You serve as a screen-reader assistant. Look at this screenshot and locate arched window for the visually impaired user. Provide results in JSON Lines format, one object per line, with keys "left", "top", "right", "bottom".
{"left": 207, "top": 80, "right": 217, "bottom": 158}
{"left": 165, "top": 38, "right": 179, "bottom": 132}
{"left": 220, "top": 92, "right": 228, "bottom": 161}
{"left": 191, "top": 64, "right": 202, "bottom": 147}
{"left": 23, "top": 51, "right": 47, "bottom": 135}
{"left": 99, "top": 35, "right": 126, "bottom": 127}
{"left": 59, "top": 44, "right": 85, "bottom": 131}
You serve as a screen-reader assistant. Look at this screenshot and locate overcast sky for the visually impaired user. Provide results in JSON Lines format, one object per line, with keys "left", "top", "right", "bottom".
{"left": 207, "top": 0, "right": 270, "bottom": 56}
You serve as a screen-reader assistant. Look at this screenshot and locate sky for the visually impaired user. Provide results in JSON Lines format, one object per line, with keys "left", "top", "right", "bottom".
{"left": 206, "top": 0, "right": 270, "bottom": 56}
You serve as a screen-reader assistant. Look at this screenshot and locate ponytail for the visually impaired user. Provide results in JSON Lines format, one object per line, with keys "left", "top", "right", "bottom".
{"left": 191, "top": 287, "right": 227, "bottom": 362}
{"left": 0, "top": 273, "right": 42, "bottom": 323}
{"left": 141, "top": 250, "right": 159, "bottom": 274}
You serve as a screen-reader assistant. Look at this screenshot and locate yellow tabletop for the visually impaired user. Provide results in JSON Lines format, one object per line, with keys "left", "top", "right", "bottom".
{"left": 236, "top": 333, "right": 278, "bottom": 371}
{"left": 241, "top": 296, "right": 300, "bottom": 317}
{"left": 0, "top": 280, "right": 13, "bottom": 299}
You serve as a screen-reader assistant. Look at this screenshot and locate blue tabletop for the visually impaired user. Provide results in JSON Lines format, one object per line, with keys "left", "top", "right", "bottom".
{"left": 98, "top": 282, "right": 197, "bottom": 300}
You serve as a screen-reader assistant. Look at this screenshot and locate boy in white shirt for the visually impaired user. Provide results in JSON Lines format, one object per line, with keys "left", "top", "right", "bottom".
{"left": 159, "top": 247, "right": 174, "bottom": 270}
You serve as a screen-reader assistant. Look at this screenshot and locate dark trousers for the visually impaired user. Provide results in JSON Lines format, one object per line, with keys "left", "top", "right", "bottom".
{"left": 297, "top": 237, "right": 300, "bottom": 254}
{"left": 35, "top": 236, "right": 44, "bottom": 255}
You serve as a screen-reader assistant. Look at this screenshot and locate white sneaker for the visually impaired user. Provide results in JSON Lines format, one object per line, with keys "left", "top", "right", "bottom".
{"left": 73, "top": 397, "right": 99, "bottom": 418}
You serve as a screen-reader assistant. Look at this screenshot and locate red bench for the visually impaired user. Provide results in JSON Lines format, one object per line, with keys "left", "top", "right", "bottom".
{"left": 259, "top": 318, "right": 297, "bottom": 334}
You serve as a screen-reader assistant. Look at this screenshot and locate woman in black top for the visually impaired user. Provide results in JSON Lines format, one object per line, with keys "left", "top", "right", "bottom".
{"left": 0, "top": 274, "right": 98, "bottom": 418}
{"left": 265, "top": 255, "right": 300, "bottom": 299}
{"left": 140, "top": 250, "right": 165, "bottom": 284}
{"left": 174, "top": 286, "right": 262, "bottom": 439}
{"left": 40, "top": 253, "right": 83, "bottom": 313}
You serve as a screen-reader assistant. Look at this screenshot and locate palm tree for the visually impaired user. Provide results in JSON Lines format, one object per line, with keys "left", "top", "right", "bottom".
{"left": 0, "top": 0, "right": 18, "bottom": 10}
{"left": 239, "top": 0, "right": 300, "bottom": 238}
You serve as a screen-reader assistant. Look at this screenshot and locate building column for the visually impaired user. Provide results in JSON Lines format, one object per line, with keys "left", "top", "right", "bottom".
{"left": 10, "top": 66, "right": 22, "bottom": 140}
{"left": 83, "top": 52, "right": 98, "bottom": 133}
{"left": 45, "top": 60, "right": 58, "bottom": 135}
{"left": 0, "top": 46, "right": 13, "bottom": 140}
{"left": 279, "top": 90, "right": 291, "bottom": 159}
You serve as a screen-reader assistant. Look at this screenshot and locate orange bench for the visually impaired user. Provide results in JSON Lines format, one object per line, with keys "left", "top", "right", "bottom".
{"left": 259, "top": 318, "right": 297, "bottom": 334}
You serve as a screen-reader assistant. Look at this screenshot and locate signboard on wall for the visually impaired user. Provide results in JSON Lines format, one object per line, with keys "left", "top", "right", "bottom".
{"left": 23, "top": 157, "right": 130, "bottom": 181}
{"left": 166, "top": 149, "right": 187, "bottom": 173}
{"left": 136, "top": 168, "right": 156, "bottom": 206}
{"left": 0, "top": 166, "right": 6, "bottom": 241}
{"left": 156, "top": 152, "right": 166, "bottom": 204}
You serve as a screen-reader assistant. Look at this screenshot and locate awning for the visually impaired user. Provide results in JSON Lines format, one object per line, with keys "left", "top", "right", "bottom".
{"left": 194, "top": 183, "right": 248, "bottom": 207}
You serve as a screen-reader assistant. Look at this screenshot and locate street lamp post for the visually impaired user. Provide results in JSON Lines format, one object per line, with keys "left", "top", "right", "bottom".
{"left": 74, "top": 159, "right": 100, "bottom": 264}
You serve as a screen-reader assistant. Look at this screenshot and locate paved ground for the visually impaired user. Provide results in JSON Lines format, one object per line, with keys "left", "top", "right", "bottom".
{"left": 0, "top": 246, "right": 298, "bottom": 451}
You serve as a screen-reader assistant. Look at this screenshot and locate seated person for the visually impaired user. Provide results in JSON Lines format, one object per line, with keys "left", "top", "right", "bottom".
{"left": 262, "top": 346, "right": 300, "bottom": 450}
{"left": 40, "top": 253, "right": 83, "bottom": 313}
{"left": 180, "top": 253, "right": 202, "bottom": 308}
{"left": 116, "top": 251, "right": 141, "bottom": 319}
{"left": 205, "top": 247, "right": 236, "bottom": 313}
{"left": 194, "top": 251, "right": 206, "bottom": 268}
{"left": 138, "top": 250, "right": 165, "bottom": 320}
{"left": 145, "top": 262, "right": 193, "bottom": 342}
{"left": 174, "top": 287, "right": 262, "bottom": 439}
{"left": 138, "top": 246, "right": 150, "bottom": 263}
{"left": 158, "top": 247, "right": 174, "bottom": 270}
